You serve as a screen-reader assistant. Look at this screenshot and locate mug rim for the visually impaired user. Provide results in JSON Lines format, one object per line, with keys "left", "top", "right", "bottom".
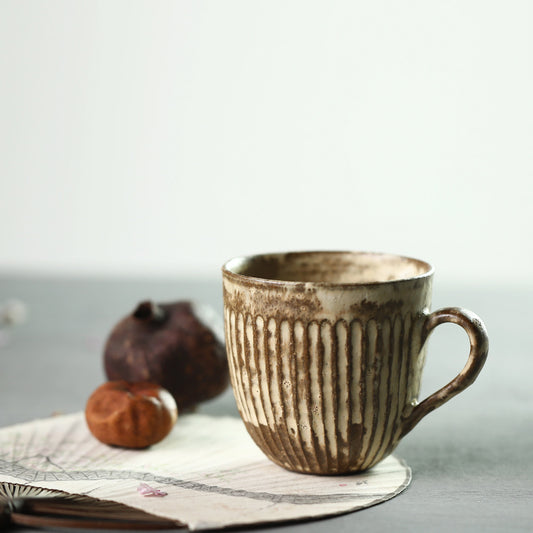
{"left": 222, "top": 250, "right": 435, "bottom": 288}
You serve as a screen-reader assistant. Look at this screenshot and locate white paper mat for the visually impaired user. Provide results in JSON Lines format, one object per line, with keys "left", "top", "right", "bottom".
{"left": 0, "top": 412, "right": 410, "bottom": 530}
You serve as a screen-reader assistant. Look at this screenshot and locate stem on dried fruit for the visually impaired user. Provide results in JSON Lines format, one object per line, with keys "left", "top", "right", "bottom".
{"left": 132, "top": 301, "right": 167, "bottom": 323}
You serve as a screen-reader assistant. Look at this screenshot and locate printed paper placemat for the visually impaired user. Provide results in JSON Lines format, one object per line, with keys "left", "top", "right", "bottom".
{"left": 0, "top": 413, "right": 410, "bottom": 530}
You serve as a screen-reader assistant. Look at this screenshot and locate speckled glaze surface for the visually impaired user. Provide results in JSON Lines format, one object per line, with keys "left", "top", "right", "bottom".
{"left": 222, "top": 252, "right": 488, "bottom": 475}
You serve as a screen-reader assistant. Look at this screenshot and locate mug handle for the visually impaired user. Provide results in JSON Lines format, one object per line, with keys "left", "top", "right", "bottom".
{"left": 400, "top": 307, "right": 489, "bottom": 438}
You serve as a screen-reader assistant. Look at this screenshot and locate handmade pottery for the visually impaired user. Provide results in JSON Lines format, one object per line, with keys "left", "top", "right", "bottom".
{"left": 222, "top": 251, "right": 488, "bottom": 474}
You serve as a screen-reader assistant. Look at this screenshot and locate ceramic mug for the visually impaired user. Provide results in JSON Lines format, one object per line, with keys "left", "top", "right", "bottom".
{"left": 222, "top": 251, "right": 488, "bottom": 474}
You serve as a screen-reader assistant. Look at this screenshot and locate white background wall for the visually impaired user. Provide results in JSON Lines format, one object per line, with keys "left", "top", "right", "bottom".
{"left": 1, "top": 1, "right": 531, "bottom": 285}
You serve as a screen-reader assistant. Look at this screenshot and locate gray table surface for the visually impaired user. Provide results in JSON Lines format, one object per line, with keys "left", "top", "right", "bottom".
{"left": 0, "top": 276, "right": 531, "bottom": 532}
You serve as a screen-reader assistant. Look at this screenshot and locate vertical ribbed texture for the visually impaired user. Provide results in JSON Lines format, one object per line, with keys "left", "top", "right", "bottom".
{"left": 224, "top": 308, "right": 415, "bottom": 474}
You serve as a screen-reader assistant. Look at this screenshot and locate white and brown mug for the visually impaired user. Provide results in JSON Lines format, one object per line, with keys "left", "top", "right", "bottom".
{"left": 222, "top": 251, "right": 488, "bottom": 475}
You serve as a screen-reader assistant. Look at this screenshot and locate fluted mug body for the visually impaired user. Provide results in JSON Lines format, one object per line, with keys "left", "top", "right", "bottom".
{"left": 222, "top": 252, "right": 488, "bottom": 475}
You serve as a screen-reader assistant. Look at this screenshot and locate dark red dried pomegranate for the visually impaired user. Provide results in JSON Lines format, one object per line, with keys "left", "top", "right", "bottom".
{"left": 104, "top": 301, "right": 229, "bottom": 411}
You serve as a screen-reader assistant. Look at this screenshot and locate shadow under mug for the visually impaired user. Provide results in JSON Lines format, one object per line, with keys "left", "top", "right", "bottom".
{"left": 222, "top": 251, "right": 488, "bottom": 475}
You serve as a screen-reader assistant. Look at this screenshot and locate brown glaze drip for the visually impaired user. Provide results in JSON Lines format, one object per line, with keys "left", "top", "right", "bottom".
{"left": 225, "top": 306, "right": 419, "bottom": 474}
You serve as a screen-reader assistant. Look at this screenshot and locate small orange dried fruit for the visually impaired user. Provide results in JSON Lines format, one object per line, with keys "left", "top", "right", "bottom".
{"left": 85, "top": 380, "right": 178, "bottom": 448}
